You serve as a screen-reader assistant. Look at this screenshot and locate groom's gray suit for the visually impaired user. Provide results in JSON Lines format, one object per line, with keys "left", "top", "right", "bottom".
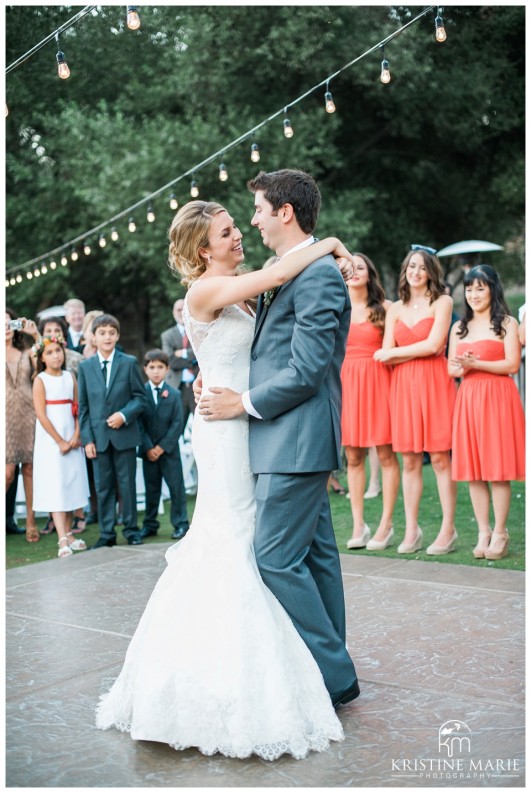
{"left": 248, "top": 251, "right": 357, "bottom": 695}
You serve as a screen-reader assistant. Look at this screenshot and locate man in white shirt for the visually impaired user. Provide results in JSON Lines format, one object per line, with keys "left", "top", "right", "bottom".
{"left": 64, "top": 297, "right": 86, "bottom": 353}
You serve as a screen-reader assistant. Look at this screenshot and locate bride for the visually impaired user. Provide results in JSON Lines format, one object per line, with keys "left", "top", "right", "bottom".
{"left": 96, "top": 200, "right": 354, "bottom": 760}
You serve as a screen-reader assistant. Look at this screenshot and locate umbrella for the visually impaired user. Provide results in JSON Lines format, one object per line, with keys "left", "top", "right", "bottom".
{"left": 436, "top": 240, "right": 503, "bottom": 257}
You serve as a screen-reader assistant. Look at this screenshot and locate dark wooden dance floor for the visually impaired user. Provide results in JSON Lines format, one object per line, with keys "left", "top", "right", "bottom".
{"left": 6, "top": 545, "right": 524, "bottom": 787}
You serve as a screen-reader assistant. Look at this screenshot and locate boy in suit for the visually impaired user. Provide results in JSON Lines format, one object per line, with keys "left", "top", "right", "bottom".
{"left": 138, "top": 350, "right": 189, "bottom": 541}
{"left": 78, "top": 314, "right": 146, "bottom": 549}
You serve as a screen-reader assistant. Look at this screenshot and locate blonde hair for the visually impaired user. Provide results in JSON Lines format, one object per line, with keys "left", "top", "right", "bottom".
{"left": 63, "top": 298, "right": 85, "bottom": 312}
{"left": 168, "top": 200, "right": 226, "bottom": 287}
{"left": 81, "top": 309, "right": 103, "bottom": 338}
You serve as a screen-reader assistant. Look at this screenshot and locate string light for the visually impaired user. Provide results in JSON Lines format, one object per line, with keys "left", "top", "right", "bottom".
{"left": 435, "top": 7, "right": 447, "bottom": 42}
{"left": 10, "top": 277, "right": 16, "bottom": 286}
{"left": 98, "top": 234, "right": 107, "bottom": 247}
{"left": 83, "top": 240, "right": 91, "bottom": 255}
{"left": 128, "top": 217, "right": 137, "bottom": 232}
{"left": 146, "top": 205, "right": 155, "bottom": 223}
{"left": 50, "top": 259, "right": 57, "bottom": 269}
{"left": 55, "top": 33, "right": 70, "bottom": 79}
{"left": 127, "top": 6, "right": 141, "bottom": 31}
{"left": 283, "top": 108, "right": 294, "bottom": 138}
{"left": 41, "top": 263, "right": 48, "bottom": 274}
{"left": 16, "top": 274, "right": 22, "bottom": 283}
{"left": 71, "top": 248, "right": 79, "bottom": 261}
{"left": 169, "top": 193, "right": 178, "bottom": 210}
{"left": 26, "top": 271, "right": 33, "bottom": 280}
{"left": 61, "top": 255, "right": 68, "bottom": 266}
{"left": 324, "top": 81, "right": 336, "bottom": 113}
{"left": 111, "top": 227, "right": 119, "bottom": 241}
{"left": 34, "top": 268, "right": 41, "bottom": 278}
{"left": 219, "top": 163, "right": 229, "bottom": 182}
{"left": 6, "top": 7, "right": 436, "bottom": 287}
{"left": 380, "top": 46, "right": 391, "bottom": 84}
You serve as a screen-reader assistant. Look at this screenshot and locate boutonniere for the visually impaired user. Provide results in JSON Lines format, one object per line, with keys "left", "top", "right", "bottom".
{"left": 161, "top": 389, "right": 169, "bottom": 399}
{"left": 263, "top": 287, "right": 279, "bottom": 308}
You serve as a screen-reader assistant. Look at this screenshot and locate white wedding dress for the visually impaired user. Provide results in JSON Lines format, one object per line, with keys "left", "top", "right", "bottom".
{"left": 95, "top": 298, "right": 343, "bottom": 760}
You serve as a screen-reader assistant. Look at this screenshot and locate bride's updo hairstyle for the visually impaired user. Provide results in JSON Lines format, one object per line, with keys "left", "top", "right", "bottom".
{"left": 168, "top": 200, "right": 226, "bottom": 287}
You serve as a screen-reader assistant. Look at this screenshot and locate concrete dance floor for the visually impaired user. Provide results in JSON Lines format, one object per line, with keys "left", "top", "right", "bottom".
{"left": 6, "top": 545, "right": 524, "bottom": 788}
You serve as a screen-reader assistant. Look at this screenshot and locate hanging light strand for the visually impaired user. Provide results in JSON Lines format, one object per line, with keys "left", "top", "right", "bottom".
{"left": 6, "top": 6, "right": 435, "bottom": 279}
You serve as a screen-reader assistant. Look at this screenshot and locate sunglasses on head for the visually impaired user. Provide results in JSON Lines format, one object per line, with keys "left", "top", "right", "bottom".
{"left": 411, "top": 244, "right": 437, "bottom": 255}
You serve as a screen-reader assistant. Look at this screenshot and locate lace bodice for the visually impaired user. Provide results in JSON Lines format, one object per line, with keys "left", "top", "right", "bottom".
{"left": 183, "top": 297, "right": 255, "bottom": 394}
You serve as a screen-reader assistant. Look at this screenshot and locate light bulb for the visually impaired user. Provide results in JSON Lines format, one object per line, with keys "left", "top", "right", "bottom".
{"left": 111, "top": 227, "right": 119, "bottom": 241}
{"left": 435, "top": 14, "right": 447, "bottom": 42}
{"left": 34, "top": 268, "right": 41, "bottom": 278}
{"left": 325, "top": 91, "right": 336, "bottom": 114}
{"left": 16, "top": 274, "right": 23, "bottom": 283}
{"left": 128, "top": 217, "right": 136, "bottom": 232}
{"left": 27, "top": 271, "right": 33, "bottom": 280}
{"left": 147, "top": 205, "right": 155, "bottom": 222}
{"left": 10, "top": 277, "right": 16, "bottom": 286}
{"left": 41, "top": 264, "right": 48, "bottom": 274}
{"left": 219, "top": 163, "right": 228, "bottom": 182}
{"left": 71, "top": 249, "right": 79, "bottom": 261}
{"left": 250, "top": 143, "right": 260, "bottom": 163}
{"left": 99, "top": 234, "right": 107, "bottom": 247}
{"left": 83, "top": 241, "right": 91, "bottom": 255}
{"left": 190, "top": 180, "right": 199, "bottom": 198}
{"left": 56, "top": 51, "right": 70, "bottom": 79}
{"left": 61, "top": 255, "right": 68, "bottom": 266}
{"left": 380, "top": 59, "right": 391, "bottom": 84}
{"left": 5, "top": 280, "right": 10, "bottom": 288}
{"left": 169, "top": 193, "right": 178, "bottom": 210}
{"left": 50, "top": 260, "right": 57, "bottom": 269}
{"left": 127, "top": 6, "right": 141, "bottom": 30}
{"left": 283, "top": 118, "right": 294, "bottom": 138}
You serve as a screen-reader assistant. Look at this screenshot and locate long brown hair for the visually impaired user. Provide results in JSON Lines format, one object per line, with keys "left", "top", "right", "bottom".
{"left": 398, "top": 249, "right": 445, "bottom": 305}
{"left": 351, "top": 253, "right": 387, "bottom": 330}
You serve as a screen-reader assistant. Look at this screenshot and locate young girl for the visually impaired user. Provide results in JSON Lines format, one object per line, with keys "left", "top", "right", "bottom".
{"left": 448, "top": 265, "right": 524, "bottom": 561}
{"left": 341, "top": 253, "right": 400, "bottom": 550}
{"left": 374, "top": 247, "right": 457, "bottom": 555}
{"left": 32, "top": 334, "right": 89, "bottom": 558}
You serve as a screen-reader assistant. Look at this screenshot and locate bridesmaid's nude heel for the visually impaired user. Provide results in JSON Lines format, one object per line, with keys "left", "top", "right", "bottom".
{"left": 473, "top": 532, "right": 492, "bottom": 559}
{"left": 484, "top": 531, "right": 510, "bottom": 561}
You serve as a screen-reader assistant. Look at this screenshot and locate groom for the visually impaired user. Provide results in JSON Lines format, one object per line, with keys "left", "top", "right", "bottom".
{"left": 199, "top": 169, "right": 359, "bottom": 707}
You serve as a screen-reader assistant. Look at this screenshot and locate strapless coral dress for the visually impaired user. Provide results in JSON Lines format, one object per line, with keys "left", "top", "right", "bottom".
{"left": 390, "top": 317, "right": 456, "bottom": 453}
{"left": 451, "top": 339, "right": 525, "bottom": 481}
{"left": 341, "top": 322, "right": 392, "bottom": 447}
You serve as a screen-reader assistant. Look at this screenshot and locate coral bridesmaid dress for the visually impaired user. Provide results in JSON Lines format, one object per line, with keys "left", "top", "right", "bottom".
{"left": 451, "top": 339, "right": 525, "bottom": 481}
{"left": 341, "top": 321, "right": 392, "bottom": 447}
{"left": 390, "top": 317, "right": 456, "bottom": 453}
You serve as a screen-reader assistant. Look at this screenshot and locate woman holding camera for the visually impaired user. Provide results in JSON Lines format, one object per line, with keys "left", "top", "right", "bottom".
{"left": 5, "top": 308, "right": 40, "bottom": 542}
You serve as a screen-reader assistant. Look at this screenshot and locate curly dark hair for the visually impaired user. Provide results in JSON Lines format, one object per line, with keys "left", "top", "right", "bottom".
{"left": 351, "top": 253, "right": 387, "bottom": 330}
{"left": 457, "top": 265, "right": 511, "bottom": 339}
{"left": 398, "top": 250, "right": 445, "bottom": 305}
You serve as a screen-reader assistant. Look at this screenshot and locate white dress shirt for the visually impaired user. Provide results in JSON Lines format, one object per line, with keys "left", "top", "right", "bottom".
{"left": 242, "top": 236, "right": 315, "bottom": 420}
{"left": 97, "top": 349, "right": 126, "bottom": 423}
{"left": 69, "top": 328, "right": 84, "bottom": 348}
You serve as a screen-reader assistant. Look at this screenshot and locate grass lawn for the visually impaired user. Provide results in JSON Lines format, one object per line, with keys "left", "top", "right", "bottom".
{"left": 6, "top": 460, "right": 524, "bottom": 571}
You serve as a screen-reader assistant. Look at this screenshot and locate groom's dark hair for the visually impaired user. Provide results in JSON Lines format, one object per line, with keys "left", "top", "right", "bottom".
{"left": 247, "top": 169, "right": 321, "bottom": 234}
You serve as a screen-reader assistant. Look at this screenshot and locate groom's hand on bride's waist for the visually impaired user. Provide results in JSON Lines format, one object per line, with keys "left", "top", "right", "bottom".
{"left": 199, "top": 387, "right": 245, "bottom": 420}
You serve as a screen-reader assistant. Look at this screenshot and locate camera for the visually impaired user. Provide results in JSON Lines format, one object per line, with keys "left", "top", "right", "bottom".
{"left": 8, "top": 319, "right": 24, "bottom": 331}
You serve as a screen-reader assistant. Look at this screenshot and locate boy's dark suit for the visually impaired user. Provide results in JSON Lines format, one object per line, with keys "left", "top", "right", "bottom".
{"left": 78, "top": 351, "right": 147, "bottom": 545}
{"left": 138, "top": 382, "right": 189, "bottom": 538}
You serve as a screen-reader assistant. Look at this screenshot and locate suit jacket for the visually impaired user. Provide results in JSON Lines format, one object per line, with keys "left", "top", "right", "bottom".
{"left": 161, "top": 324, "right": 199, "bottom": 390}
{"left": 66, "top": 327, "right": 85, "bottom": 354}
{"left": 138, "top": 382, "right": 183, "bottom": 457}
{"left": 78, "top": 350, "right": 147, "bottom": 452}
{"left": 248, "top": 254, "right": 350, "bottom": 474}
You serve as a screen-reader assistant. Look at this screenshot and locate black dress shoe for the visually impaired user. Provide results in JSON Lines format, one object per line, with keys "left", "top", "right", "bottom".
{"left": 6, "top": 520, "right": 25, "bottom": 534}
{"left": 89, "top": 538, "right": 117, "bottom": 550}
{"left": 331, "top": 679, "right": 361, "bottom": 708}
{"left": 127, "top": 536, "right": 144, "bottom": 545}
{"left": 171, "top": 527, "right": 188, "bottom": 540}
{"left": 139, "top": 527, "right": 158, "bottom": 539}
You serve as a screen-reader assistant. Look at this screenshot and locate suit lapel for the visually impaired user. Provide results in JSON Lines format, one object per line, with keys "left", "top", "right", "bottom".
{"left": 252, "top": 294, "right": 269, "bottom": 347}
{"left": 106, "top": 351, "right": 122, "bottom": 394}
{"left": 91, "top": 355, "right": 107, "bottom": 392}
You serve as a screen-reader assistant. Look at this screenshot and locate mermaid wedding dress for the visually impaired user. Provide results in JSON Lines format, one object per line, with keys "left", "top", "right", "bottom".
{"left": 96, "top": 298, "right": 343, "bottom": 760}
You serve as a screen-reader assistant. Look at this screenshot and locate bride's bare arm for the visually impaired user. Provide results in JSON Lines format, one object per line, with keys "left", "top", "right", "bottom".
{"left": 187, "top": 238, "right": 353, "bottom": 320}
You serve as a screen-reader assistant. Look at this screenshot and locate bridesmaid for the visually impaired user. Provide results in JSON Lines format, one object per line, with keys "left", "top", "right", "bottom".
{"left": 448, "top": 265, "right": 524, "bottom": 561}
{"left": 374, "top": 247, "right": 457, "bottom": 555}
{"left": 341, "top": 254, "right": 400, "bottom": 550}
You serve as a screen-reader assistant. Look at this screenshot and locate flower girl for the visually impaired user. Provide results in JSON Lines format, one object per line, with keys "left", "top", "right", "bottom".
{"left": 32, "top": 334, "right": 89, "bottom": 558}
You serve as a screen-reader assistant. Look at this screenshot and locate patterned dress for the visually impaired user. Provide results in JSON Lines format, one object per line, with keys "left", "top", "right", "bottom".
{"left": 6, "top": 350, "right": 36, "bottom": 465}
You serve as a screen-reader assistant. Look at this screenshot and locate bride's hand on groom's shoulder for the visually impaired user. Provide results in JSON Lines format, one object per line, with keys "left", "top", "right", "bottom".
{"left": 335, "top": 256, "right": 354, "bottom": 284}
{"left": 199, "top": 387, "right": 245, "bottom": 421}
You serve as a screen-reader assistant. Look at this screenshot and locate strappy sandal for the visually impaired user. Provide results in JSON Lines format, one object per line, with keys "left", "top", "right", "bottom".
{"left": 58, "top": 537, "right": 73, "bottom": 558}
{"left": 66, "top": 532, "right": 87, "bottom": 551}
{"left": 25, "top": 526, "right": 40, "bottom": 543}
{"left": 70, "top": 516, "right": 87, "bottom": 534}
{"left": 39, "top": 516, "right": 56, "bottom": 535}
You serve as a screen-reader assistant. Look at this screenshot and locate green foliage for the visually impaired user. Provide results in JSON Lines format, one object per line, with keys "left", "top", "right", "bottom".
{"left": 6, "top": 6, "right": 525, "bottom": 349}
